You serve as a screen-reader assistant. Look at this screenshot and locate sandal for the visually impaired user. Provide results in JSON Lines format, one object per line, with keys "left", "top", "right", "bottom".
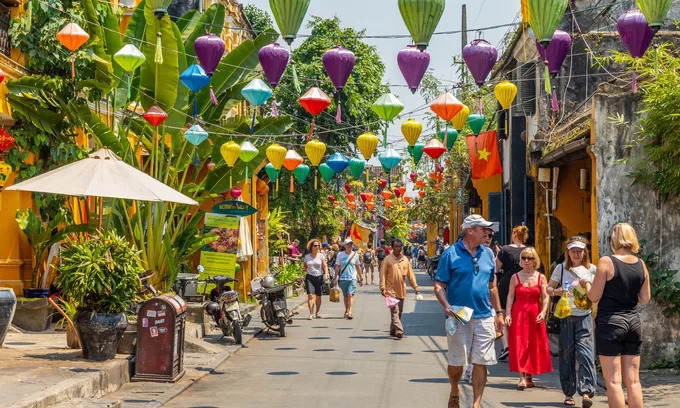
{"left": 564, "top": 397, "right": 575, "bottom": 406}
{"left": 448, "top": 395, "right": 460, "bottom": 408}
{"left": 526, "top": 375, "right": 535, "bottom": 388}
{"left": 315, "top": 313, "right": 321, "bottom": 318}
{"left": 582, "top": 396, "right": 593, "bottom": 408}
{"left": 347, "top": 314, "right": 353, "bottom": 320}
{"left": 517, "top": 379, "right": 526, "bottom": 390}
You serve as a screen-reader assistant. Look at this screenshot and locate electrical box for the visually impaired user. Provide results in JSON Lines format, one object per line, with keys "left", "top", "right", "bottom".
{"left": 538, "top": 168, "right": 551, "bottom": 183}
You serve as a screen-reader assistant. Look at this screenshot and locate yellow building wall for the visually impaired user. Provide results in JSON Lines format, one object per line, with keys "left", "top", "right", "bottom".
{"left": 471, "top": 174, "right": 502, "bottom": 221}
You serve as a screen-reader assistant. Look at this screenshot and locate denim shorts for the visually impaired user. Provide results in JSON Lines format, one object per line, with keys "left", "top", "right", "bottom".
{"left": 338, "top": 279, "right": 357, "bottom": 296}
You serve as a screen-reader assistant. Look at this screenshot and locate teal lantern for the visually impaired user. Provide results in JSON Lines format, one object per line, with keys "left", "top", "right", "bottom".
{"left": 378, "top": 147, "right": 402, "bottom": 188}
{"left": 529, "top": 0, "right": 569, "bottom": 48}
{"left": 439, "top": 125, "right": 458, "bottom": 151}
{"left": 408, "top": 142, "right": 425, "bottom": 166}
{"left": 184, "top": 124, "right": 209, "bottom": 166}
{"left": 637, "top": 0, "right": 672, "bottom": 31}
{"left": 467, "top": 114, "right": 486, "bottom": 137}
{"left": 181, "top": 64, "right": 211, "bottom": 118}
{"left": 349, "top": 157, "right": 366, "bottom": 180}
{"left": 398, "top": 0, "right": 446, "bottom": 51}
{"left": 265, "top": 163, "right": 280, "bottom": 184}
{"left": 241, "top": 78, "right": 273, "bottom": 132}
{"left": 319, "top": 163, "right": 335, "bottom": 183}
{"left": 269, "top": 0, "right": 311, "bottom": 45}
{"left": 294, "top": 163, "right": 310, "bottom": 184}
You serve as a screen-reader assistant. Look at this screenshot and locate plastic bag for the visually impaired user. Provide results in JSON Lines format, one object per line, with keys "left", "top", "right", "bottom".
{"left": 385, "top": 296, "right": 400, "bottom": 308}
{"left": 446, "top": 316, "right": 458, "bottom": 335}
{"left": 415, "top": 293, "right": 424, "bottom": 302}
{"left": 573, "top": 286, "right": 592, "bottom": 310}
{"left": 554, "top": 293, "right": 571, "bottom": 319}
{"left": 329, "top": 284, "right": 341, "bottom": 303}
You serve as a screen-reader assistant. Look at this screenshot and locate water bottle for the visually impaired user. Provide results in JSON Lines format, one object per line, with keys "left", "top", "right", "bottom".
{"left": 446, "top": 316, "right": 458, "bottom": 335}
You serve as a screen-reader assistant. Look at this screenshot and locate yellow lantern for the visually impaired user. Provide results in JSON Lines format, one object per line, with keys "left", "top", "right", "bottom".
{"left": 0, "top": 160, "right": 12, "bottom": 210}
{"left": 220, "top": 141, "right": 240, "bottom": 188}
{"left": 451, "top": 105, "right": 471, "bottom": 132}
{"left": 266, "top": 143, "right": 287, "bottom": 191}
{"left": 305, "top": 139, "right": 326, "bottom": 188}
{"left": 356, "top": 132, "right": 379, "bottom": 161}
{"left": 401, "top": 118, "right": 422, "bottom": 147}
{"left": 494, "top": 81, "right": 518, "bottom": 110}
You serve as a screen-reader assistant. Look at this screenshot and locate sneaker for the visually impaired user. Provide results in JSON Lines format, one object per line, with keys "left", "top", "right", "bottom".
{"left": 498, "top": 347, "right": 509, "bottom": 361}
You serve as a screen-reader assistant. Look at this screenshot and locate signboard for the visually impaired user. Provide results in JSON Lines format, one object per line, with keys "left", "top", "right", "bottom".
{"left": 349, "top": 223, "right": 372, "bottom": 250}
{"left": 199, "top": 213, "right": 239, "bottom": 289}
{"left": 211, "top": 200, "right": 257, "bottom": 217}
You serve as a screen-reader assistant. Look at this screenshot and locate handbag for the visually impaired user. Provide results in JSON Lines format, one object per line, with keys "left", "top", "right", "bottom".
{"left": 330, "top": 285, "right": 341, "bottom": 302}
{"left": 321, "top": 279, "right": 331, "bottom": 295}
{"left": 545, "top": 263, "right": 564, "bottom": 334}
{"left": 329, "top": 252, "right": 356, "bottom": 301}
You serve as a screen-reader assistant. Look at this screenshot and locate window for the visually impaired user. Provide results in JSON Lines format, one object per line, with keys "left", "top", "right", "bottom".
{"left": 0, "top": 3, "right": 9, "bottom": 57}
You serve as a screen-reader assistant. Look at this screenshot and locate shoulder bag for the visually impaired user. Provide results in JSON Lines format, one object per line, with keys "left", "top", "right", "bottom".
{"left": 545, "top": 263, "right": 564, "bottom": 334}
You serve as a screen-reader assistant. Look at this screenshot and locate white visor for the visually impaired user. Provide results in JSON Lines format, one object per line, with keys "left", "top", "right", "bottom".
{"left": 567, "top": 241, "right": 586, "bottom": 250}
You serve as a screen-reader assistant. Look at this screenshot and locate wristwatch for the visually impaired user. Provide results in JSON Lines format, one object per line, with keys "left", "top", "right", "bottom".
{"left": 495, "top": 310, "right": 504, "bottom": 314}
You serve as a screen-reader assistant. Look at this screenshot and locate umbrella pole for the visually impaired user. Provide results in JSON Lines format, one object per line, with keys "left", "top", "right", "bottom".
{"left": 98, "top": 197, "right": 103, "bottom": 230}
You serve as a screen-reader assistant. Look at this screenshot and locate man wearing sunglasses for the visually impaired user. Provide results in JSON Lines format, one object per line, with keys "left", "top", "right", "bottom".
{"left": 434, "top": 215, "right": 504, "bottom": 408}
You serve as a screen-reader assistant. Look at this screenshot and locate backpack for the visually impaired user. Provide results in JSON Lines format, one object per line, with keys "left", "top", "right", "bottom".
{"left": 362, "top": 250, "right": 373, "bottom": 263}
{"left": 404, "top": 246, "right": 413, "bottom": 257}
{"left": 376, "top": 247, "right": 386, "bottom": 260}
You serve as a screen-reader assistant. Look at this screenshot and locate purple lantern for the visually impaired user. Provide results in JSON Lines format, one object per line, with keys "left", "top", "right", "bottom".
{"left": 462, "top": 39, "right": 498, "bottom": 113}
{"left": 323, "top": 46, "right": 355, "bottom": 123}
{"left": 617, "top": 10, "right": 655, "bottom": 92}
{"left": 258, "top": 42, "right": 290, "bottom": 117}
{"left": 194, "top": 33, "right": 225, "bottom": 105}
{"left": 536, "top": 30, "right": 572, "bottom": 110}
{"left": 398, "top": 45, "right": 430, "bottom": 94}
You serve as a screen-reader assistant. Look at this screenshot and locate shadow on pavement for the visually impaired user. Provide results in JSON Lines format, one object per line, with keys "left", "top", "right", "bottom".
{"left": 409, "top": 378, "right": 450, "bottom": 383}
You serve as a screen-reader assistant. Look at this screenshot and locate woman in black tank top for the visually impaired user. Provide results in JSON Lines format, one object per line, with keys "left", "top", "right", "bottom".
{"left": 579, "top": 223, "right": 651, "bottom": 408}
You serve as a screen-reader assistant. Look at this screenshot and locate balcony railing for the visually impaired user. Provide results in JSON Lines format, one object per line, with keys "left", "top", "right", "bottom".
{"left": 0, "top": 3, "right": 10, "bottom": 58}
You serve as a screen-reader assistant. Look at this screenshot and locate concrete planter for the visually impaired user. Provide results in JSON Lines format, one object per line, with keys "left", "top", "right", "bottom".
{"left": 116, "top": 321, "right": 137, "bottom": 355}
{"left": 66, "top": 325, "right": 80, "bottom": 349}
{"left": 12, "top": 297, "right": 53, "bottom": 332}
{"left": 74, "top": 311, "right": 127, "bottom": 361}
{"left": 0, "top": 288, "right": 17, "bottom": 346}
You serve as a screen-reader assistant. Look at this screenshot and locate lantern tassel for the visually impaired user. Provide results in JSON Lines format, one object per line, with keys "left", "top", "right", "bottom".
{"left": 544, "top": 64, "right": 551, "bottom": 93}
{"left": 193, "top": 95, "right": 197, "bottom": 118}
{"left": 308, "top": 118, "right": 315, "bottom": 140}
{"left": 315, "top": 170, "right": 318, "bottom": 189}
{"left": 388, "top": 174, "right": 391, "bottom": 189}
{"left": 230, "top": 173, "right": 233, "bottom": 188}
{"left": 290, "top": 174, "right": 294, "bottom": 193}
{"left": 71, "top": 54, "right": 75, "bottom": 79}
{"left": 271, "top": 96, "right": 278, "bottom": 118}
{"left": 551, "top": 88, "right": 559, "bottom": 111}
{"left": 336, "top": 177, "right": 340, "bottom": 193}
{"left": 411, "top": 156, "right": 415, "bottom": 172}
{"left": 193, "top": 151, "right": 198, "bottom": 167}
{"left": 155, "top": 32, "right": 163, "bottom": 65}
{"left": 478, "top": 98, "right": 482, "bottom": 115}
{"left": 632, "top": 67, "right": 637, "bottom": 93}
{"left": 210, "top": 85, "right": 218, "bottom": 105}
{"left": 291, "top": 63, "right": 301, "bottom": 93}
{"left": 276, "top": 178, "right": 279, "bottom": 193}
{"left": 250, "top": 109, "right": 257, "bottom": 133}
{"left": 654, "top": 46, "right": 659, "bottom": 74}
{"left": 336, "top": 100, "right": 342, "bottom": 124}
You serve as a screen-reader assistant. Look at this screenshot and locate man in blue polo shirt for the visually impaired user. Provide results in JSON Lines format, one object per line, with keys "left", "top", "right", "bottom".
{"left": 434, "top": 215, "right": 504, "bottom": 408}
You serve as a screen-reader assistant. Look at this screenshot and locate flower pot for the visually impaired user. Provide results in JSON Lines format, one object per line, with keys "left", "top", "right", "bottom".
{"left": 22, "top": 288, "right": 49, "bottom": 298}
{"left": 74, "top": 311, "right": 127, "bottom": 361}
{"left": 12, "top": 297, "right": 52, "bottom": 332}
{"left": 0, "top": 288, "right": 17, "bottom": 347}
{"left": 66, "top": 325, "right": 80, "bottom": 349}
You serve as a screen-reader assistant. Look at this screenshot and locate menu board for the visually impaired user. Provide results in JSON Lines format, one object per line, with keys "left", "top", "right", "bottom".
{"left": 199, "top": 213, "right": 239, "bottom": 290}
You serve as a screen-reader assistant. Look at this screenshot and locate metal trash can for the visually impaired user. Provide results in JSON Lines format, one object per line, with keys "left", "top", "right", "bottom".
{"left": 132, "top": 294, "right": 187, "bottom": 382}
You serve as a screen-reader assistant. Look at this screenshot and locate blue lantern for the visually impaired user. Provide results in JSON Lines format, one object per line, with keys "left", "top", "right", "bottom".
{"left": 180, "top": 64, "right": 211, "bottom": 118}
{"left": 184, "top": 124, "right": 209, "bottom": 166}
{"left": 326, "top": 152, "right": 350, "bottom": 192}
{"left": 241, "top": 78, "right": 273, "bottom": 133}
{"left": 378, "top": 147, "right": 402, "bottom": 188}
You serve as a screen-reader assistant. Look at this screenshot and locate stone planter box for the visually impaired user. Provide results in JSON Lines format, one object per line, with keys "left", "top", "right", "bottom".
{"left": 116, "top": 321, "right": 137, "bottom": 355}
{"left": 12, "top": 297, "right": 53, "bottom": 332}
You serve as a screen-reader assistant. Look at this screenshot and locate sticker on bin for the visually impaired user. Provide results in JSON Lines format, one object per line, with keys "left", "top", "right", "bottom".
{"left": 146, "top": 310, "right": 157, "bottom": 318}
{"left": 157, "top": 310, "right": 166, "bottom": 317}
{"left": 150, "top": 326, "right": 159, "bottom": 337}
{"left": 142, "top": 318, "right": 148, "bottom": 328}
{"left": 159, "top": 327, "right": 168, "bottom": 334}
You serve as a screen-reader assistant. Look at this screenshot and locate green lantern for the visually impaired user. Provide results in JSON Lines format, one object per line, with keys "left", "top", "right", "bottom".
{"left": 294, "top": 163, "right": 310, "bottom": 184}
{"left": 637, "top": 0, "right": 672, "bottom": 31}
{"left": 528, "top": 0, "right": 569, "bottom": 47}
{"left": 349, "top": 157, "right": 366, "bottom": 180}
{"left": 114, "top": 44, "right": 146, "bottom": 72}
{"left": 408, "top": 142, "right": 425, "bottom": 166}
{"left": 439, "top": 126, "right": 458, "bottom": 151}
{"left": 467, "top": 114, "right": 486, "bottom": 137}
{"left": 319, "top": 163, "right": 335, "bottom": 183}
{"left": 269, "top": 0, "right": 311, "bottom": 45}
{"left": 239, "top": 141, "right": 259, "bottom": 180}
{"left": 265, "top": 163, "right": 280, "bottom": 182}
{"left": 398, "top": 0, "right": 446, "bottom": 51}
{"left": 372, "top": 93, "right": 405, "bottom": 147}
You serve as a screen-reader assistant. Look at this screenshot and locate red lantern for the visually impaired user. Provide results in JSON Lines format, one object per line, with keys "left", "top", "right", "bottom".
{"left": 410, "top": 173, "right": 417, "bottom": 182}
{"left": 379, "top": 179, "right": 387, "bottom": 189}
{"left": 346, "top": 192, "right": 355, "bottom": 202}
{"left": 299, "top": 87, "right": 331, "bottom": 140}
{"left": 419, "top": 191, "right": 425, "bottom": 198}
{"left": 360, "top": 192, "right": 367, "bottom": 202}
{"left": 416, "top": 180, "right": 425, "bottom": 189}
{"left": 56, "top": 23, "right": 90, "bottom": 78}
{"left": 385, "top": 199, "right": 393, "bottom": 209}
{"left": 230, "top": 188, "right": 242, "bottom": 199}
{"left": 344, "top": 183, "right": 352, "bottom": 194}
{"left": 435, "top": 184, "right": 441, "bottom": 191}
{"left": 207, "top": 162, "right": 216, "bottom": 171}
{"left": 404, "top": 196, "right": 411, "bottom": 204}
{"left": 366, "top": 202, "right": 375, "bottom": 211}
{"left": 365, "top": 192, "right": 374, "bottom": 202}
{"left": 0, "top": 129, "right": 15, "bottom": 151}
{"left": 328, "top": 194, "right": 335, "bottom": 202}
{"left": 393, "top": 188, "right": 401, "bottom": 198}
{"left": 423, "top": 139, "right": 447, "bottom": 160}
{"left": 143, "top": 106, "right": 168, "bottom": 127}
{"left": 381, "top": 190, "right": 392, "bottom": 200}
{"left": 0, "top": 69, "right": 5, "bottom": 83}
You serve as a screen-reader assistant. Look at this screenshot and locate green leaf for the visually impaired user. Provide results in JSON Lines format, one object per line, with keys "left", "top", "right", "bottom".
{"left": 176, "top": 9, "right": 201, "bottom": 42}
{"left": 165, "top": 20, "right": 189, "bottom": 138}
{"left": 82, "top": 0, "right": 114, "bottom": 93}
{"left": 139, "top": 8, "right": 179, "bottom": 112}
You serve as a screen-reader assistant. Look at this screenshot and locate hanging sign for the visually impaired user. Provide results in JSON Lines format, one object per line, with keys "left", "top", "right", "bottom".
{"left": 211, "top": 201, "right": 257, "bottom": 217}
{"left": 199, "top": 213, "right": 239, "bottom": 287}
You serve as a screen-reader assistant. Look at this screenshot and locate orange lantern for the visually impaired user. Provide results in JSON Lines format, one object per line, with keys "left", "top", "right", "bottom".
{"left": 404, "top": 196, "right": 411, "bottom": 204}
{"left": 365, "top": 192, "right": 374, "bottom": 202}
{"left": 435, "top": 184, "right": 441, "bottom": 191}
{"left": 348, "top": 202, "right": 355, "bottom": 210}
{"left": 385, "top": 199, "right": 393, "bottom": 209}
{"left": 56, "top": 23, "right": 90, "bottom": 78}
{"left": 333, "top": 202, "right": 338, "bottom": 208}
{"left": 398, "top": 186, "right": 406, "bottom": 196}
{"left": 416, "top": 180, "right": 425, "bottom": 189}
{"left": 430, "top": 92, "right": 464, "bottom": 121}
{"left": 366, "top": 202, "right": 375, "bottom": 211}
{"left": 381, "top": 190, "right": 392, "bottom": 200}
{"left": 419, "top": 191, "right": 426, "bottom": 198}
{"left": 429, "top": 171, "right": 438, "bottom": 181}
{"left": 347, "top": 192, "right": 355, "bottom": 202}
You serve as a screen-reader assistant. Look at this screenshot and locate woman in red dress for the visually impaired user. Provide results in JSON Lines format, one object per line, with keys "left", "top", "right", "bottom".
{"left": 506, "top": 247, "right": 553, "bottom": 389}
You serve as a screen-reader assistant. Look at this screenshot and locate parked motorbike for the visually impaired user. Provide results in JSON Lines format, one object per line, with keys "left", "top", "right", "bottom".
{"left": 427, "top": 256, "right": 440, "bottom": 280}
{"left": 252, "top": 276, "right": 293, "bottom": 337}
{"left": 203, "top": 275, "right": 252, "bottom": 344}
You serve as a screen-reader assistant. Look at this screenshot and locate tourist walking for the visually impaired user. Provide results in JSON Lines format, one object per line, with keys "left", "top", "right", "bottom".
{"left": 380, "top": 239, "right": 420, "bottom": 339}
{"left": 495, "top": 225, "right": 529, "bottom": 361}
{"left": 334, "top": 238, "right": 363, "bottom": 319}
{"left": 413, "top": 244, "right": 420, "bottom": 268}
{"left": 303, "top": 239, "right": 329, "bottom": 320}
{"left": 547, "top": 236, "right": 597, "bottom": 407}
{"left": 581, "top": 223, "right": 650, "bottom": 408}
{"left": 376, "top": 239, "right": 389, "bottom": 271}
{"left": 434, "top": 215, "right": 504, "bottom": 408}
{"left": 361, "top": 246, "right": 375, "bottom": 284}
{"left": 505, "top": 247, "right": 553, "bottom": 390}
{"left": 403, "top": 243, "right": 413, "bottom": 267}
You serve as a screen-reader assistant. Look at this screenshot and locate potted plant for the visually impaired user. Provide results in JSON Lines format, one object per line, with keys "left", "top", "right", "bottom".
{"left": 56, "top": 231, "right": 143, "bottom": 361}
{"left": 0, "top": 288, "right": 17, "bottom": 347}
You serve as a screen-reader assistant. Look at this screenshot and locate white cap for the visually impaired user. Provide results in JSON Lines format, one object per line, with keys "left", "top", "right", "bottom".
{"left": 567, "top": 241, "right": 586, "bottom": 250}
{"left": 461, "top": 214, "right": 494, "bottom": 230}
{"left": 343, "top": 238, "right": 353, "bottom": 245}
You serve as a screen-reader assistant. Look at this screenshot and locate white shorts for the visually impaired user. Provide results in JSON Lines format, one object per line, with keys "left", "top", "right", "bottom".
{"left": 446, "top": 316, "right": 497, "bottom": 367}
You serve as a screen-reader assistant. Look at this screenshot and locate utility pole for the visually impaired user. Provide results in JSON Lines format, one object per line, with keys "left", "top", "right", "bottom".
{"left": 461, "top": 4, "right": 467, "bottom": 51}
{"left": 454, "top": 4, "right": 468, "bottom": 89}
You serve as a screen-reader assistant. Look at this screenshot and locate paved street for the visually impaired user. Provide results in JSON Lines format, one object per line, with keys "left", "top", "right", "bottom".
{"left": 166, "top": 270, "right": 609, "bottom": 408}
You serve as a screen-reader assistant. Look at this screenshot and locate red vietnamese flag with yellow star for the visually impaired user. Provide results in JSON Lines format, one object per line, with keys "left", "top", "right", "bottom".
{"left": 465, "top": 130, "right": 502, "bottom": 180}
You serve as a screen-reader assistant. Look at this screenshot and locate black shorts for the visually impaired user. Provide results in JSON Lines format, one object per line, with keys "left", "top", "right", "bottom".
{"left": 305, "top": 274, "right": 324, "bottom": 296}
{"left": 595, "top": 313, "right": 642, "bottom": 356}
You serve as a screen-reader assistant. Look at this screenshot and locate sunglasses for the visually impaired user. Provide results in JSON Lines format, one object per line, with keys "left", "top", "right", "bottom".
{"left": 312, "top": 244, "right": 320, "bottom": 247}
{"left": 521, "top": 257, "right": 535, "bottom": 261}
{"left": 472, "top": 257, "right": 479, "bottom": 275}
{"left": 485, "top": 233, "right": 493, "bottom": 238}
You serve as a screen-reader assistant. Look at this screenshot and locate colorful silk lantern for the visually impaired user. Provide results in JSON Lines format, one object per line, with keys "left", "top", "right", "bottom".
{"left": 348, "top": 201, "right": 355, "bottom": 210}
{"left": 259, "top": 42, "right": 290, "bottom": 117}
{"left": 269, "top": 0, "right": 311, "bottom": 45}
{"left": 401, "top": 118, "right": 422, "bottom": 147}
{"left": 419, "top": 191, "right": 425, "bottom": 198}
{"left": 285, "top": 149, "right": 305, "bottom": 193}
{"left": 462, "top": 39, "right": 498, "bottom": 114}
{"left": 143, "top": 106, "right": 168, "bottom": 127}
{"left": 328, "top": 194, "right": 335, "bottom": 202}
{"left": 207, "top": 162, "right": 216, "bottom": 171}
{"left": 385, "top": 199, "right": 393, "bottom": 209}
{"left": 195, "top": 33, "right": 226, "bottom": 105}
{"left": 365, "top": 192, "right": 374, "bottom": 202}
{"left": 344, "top": 184, "right": 352, "bottom": 194}
{"left": 0, "top": 129, "right": 14, "bottom": 152}
{"left": 349, "top": 157, "right": 366, "bottom": 180}
{"left": 494, "top": 81, "right": 517, "bottom": 131}
{"left": 230, "top": 188, "right": 242, "bottom": 199}
{"left": 439, "top": 126, "right": 458, "bottom": 151}
{"left": 0, "top": 160, "right": 11, "bottom": 210}
{"left": 299, "top": 87, "right": 332, "bottom": 140}
{"left": 148, "top": 0, "right": 173, "bottom": 63}
{"left": 381, "top": 190, "right": 392, "bottom": 200}
{"left": 379, "top": 179, "right": 388, "bottom": 190}
{"left": 357, "top": 132, "right": 380, "bottom": 161}
{"left": 536, "top": 29, "right": 571, "bottom": 108}
{"left": 327, "top": 152, "right": 350, "bottom": 174}
{"left": 221, "top": 141, "right": 241, "bottom": 188}
{"left": 347, "top": 192, "right": 356, "bottom": 202}
{"left": 56, "top": 23, "right": 89, "bottom": 78}
{"left": 373, "top": 93, "right": 405, "bottom": 146}
{"left": 467, "top": 114, "right": 486, "bottom": 137}
{"left": 430, "top": 92, "right": 464, "bottom": 121}
{"left": 637, "top": 0, "right": 672, "bottom": 31}
{"left": 242, "top": 78, "right": 273, "bottom": 132}
{"left": 398, "top": 45, "right": 430, "bottom": 93}
{"left": 366, "top": 202, "right": 375, "bottom": 211}
{"left": 293, "top": 163, "right": 310, "bottom": 184}
{"left": 398, "top": 186, "right": 407, "bottom": 197}
{"left": 265, "top": 163, "right": 280, "bottom": 187}
{"left": 404, "top": 196, "right": 411, "bottom": 204}
{"left": 398, "top": 0, "right": 446, "bottom": 51}
{"left": 416, "top": 180, "right": 425, "bottom": 189}
{"left": 617, "top": 10, "right": 655, "bottom": 92}
{"left": 408, "top": 142, "right": 425, "bottom": 166}
{"left": 305, "top": 139, "right": 327, "bottom": 188}
{"left": 410, "top": 173, "right": 417, "bottom": 182}
{"left": 114, "top": 44, "right": 146, "bottom": 72}
{"left": 360, "top": 192, "right": 368, "bottom": 203}
{"left": 181, "top": 64, "right": 211, "bottom": 118}
{"left": 0, "top": 69, "right": 4, "bottom": 83}
{"left": 319, "top": 163, "right": 335, "bottom": 183}
{"left": 378, "top": 147, "right": 402, "bottom": 188}
{"left": 184, "top": 124, "right": 208, "bottom": 166}
{"left": 239, "top": 141, "right": 259, "bottom": 185}
{"left": 529, "top": 0, "right": 569, "bottom": 48}
{"left": 423, "top": 139, "right": 446, "bottom": 160}
{"left": 452, "top": 106, "right": 471, "bottom": 132}
{"left": 266, "top": 143, "right": 287, "bottom": 191}
{"left": 323, "top": 46, "right": 355, "bottom": 123}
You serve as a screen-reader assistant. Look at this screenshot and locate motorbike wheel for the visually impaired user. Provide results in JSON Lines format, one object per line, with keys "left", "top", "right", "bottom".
{"left": 261, "top": 305, "right": 273, "bottom": 330}
{"left": 233, "top": 321, "right": 243, "bottom": 345}
{"left": 278, "top": 316, "right": 286, "bottom": 337}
